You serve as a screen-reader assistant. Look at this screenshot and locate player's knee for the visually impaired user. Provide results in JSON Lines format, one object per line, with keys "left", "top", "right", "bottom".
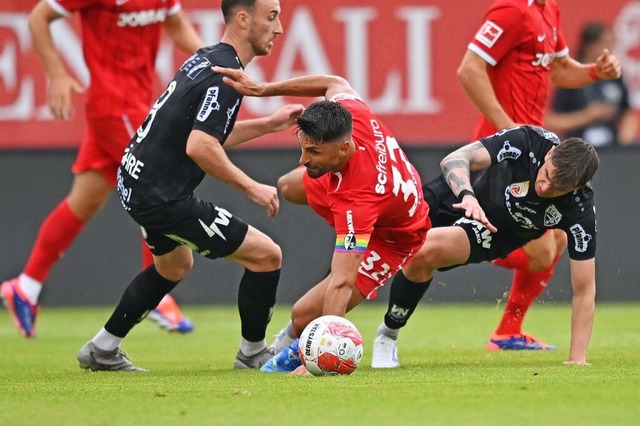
{"left": 155, "top": 256, "right": 193, "bottom": 281}
{"left": 527, "top": 250, "right": 556, "bottom": 271}
{"left": 255, "top": 241, "right": 282, "bottom": 271}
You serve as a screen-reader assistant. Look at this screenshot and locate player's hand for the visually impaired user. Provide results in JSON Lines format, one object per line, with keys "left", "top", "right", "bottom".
{"left": 563, "top": 360, "right": 591, "bottom": 366}
{"left": 268, "top": 104, "right": 304, "bottom": 133}
{"left": 48, "top": 75, "right": 85, "bottom": 120}
{"left": 290, "top": 365, "right": 312, "bottom": 376}
{"left": 452, "top": 195, "right": 497, "bottom": 233}
{"left": 247, "top": 182, "right": 280, "bottom": 218}
{"left": 594, "top": 49, "right": 622, "bottom": 80}
{"left": 212, "top": 66, "right": 264, "bottom": 96}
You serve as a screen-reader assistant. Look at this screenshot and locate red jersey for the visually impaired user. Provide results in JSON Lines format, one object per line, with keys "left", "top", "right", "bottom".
{"left": 303, "top": 96, "right": 429, "bottom": 255}
{"left": 50, "top": 0, "right": 181, "bottom": 119}
{"left": 468, "top": 0, "right": 568, "bottom": 138}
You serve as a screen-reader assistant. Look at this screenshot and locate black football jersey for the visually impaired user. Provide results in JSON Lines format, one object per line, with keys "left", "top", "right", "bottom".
{"left": 118, "top": 43, "right": 243, "bottom": 207}
{"left": 432, "top": 126, "right": 596, "bottom": 260}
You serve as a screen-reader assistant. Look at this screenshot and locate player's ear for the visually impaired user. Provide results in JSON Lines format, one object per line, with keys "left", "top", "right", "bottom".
{"left": 545, "top": 146, "right": 556, "bottom": 161}
{"left": 338, "top": 139, "right": 351, "bottom": 156}
{"left": 237, "top": 10, "right": 249, "bottom": 30}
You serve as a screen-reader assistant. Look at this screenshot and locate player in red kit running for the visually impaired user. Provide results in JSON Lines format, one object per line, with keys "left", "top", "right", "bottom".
{"left": 1, "top": 0, "right": 203, "bottom": 337}
{"left": 372, "top": 0, "right": 621, "bottom": 365}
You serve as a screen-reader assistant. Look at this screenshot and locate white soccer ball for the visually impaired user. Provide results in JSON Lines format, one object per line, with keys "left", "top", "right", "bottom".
{"left": 298, "top": 315, "right": 364, "bottom": 376}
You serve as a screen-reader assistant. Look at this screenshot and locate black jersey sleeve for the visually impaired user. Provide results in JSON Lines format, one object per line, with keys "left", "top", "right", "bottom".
{"left": 479, "top": 125, "right": 559, "bottom": 166}
{"left": 191, "top": 73, "right": 243, "bottom": 145}
{"left": 560, "top": 187, "right": 597, "bottom": 260}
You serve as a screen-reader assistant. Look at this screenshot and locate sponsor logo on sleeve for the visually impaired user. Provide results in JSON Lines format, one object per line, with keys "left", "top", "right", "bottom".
{"left": 475, "top": 20, "right": 504, "bottom": 48}
{"left": 569, "top": 224, "right": 592, "bottom": 253}
{"left": 184, "top": 58, "right": 212, "bottom": 80}
{"left": 496, "top": 141, "right": 522, "bottom": 162}
{"left": 197, "top": 87, "right": 221, "bottom": 122}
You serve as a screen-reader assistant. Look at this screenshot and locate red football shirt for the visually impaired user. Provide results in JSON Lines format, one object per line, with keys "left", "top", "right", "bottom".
{"left": 49, "top": 0, "right": 181, "bottom": 118}
{"left": 467, "top": 0, "right": 568, "bottom": 138}
{"left": 303, "top": 96, "right": 429, "bottom": 255}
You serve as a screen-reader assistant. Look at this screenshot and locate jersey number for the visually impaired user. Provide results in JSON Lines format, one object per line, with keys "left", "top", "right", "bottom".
{"left": 136, "top": 81, "right": 176, "bottom": 143}
{"left": 386, "top": 136, "right": 420, "bottom": 217}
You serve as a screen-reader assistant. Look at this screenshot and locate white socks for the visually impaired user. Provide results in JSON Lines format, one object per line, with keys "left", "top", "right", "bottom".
{"left": 93, "top": 328, "right": 123, "bottom": 352}
{"left": 377, "top": 323, "right": 399, "bottom": 340}
{"left": 240, "top": 338, "right": 267, "bottom": 356}
{"left": 18, "top": 273, "right": 43, "bottom": 305}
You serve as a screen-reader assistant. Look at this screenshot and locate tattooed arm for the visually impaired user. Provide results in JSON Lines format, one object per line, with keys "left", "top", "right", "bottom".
{"left": 440, "top": 141, "right": 497, "bottom": 232}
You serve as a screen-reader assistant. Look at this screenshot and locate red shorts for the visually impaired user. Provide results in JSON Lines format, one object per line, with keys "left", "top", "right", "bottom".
{"left": 72, "top": 113, "right": 146, "bottom": 186}
{"left": 354, "top": 230, "right": 427, "bottom": 300}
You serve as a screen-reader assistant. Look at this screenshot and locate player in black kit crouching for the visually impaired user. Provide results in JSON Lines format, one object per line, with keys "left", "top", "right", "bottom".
{"left": 371, "top": 126, "right": 600, "bottom": 367}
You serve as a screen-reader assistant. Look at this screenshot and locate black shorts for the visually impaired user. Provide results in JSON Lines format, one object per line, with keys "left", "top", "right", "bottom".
{"left": 423, "top": 178, "right": 525, "bottom": 268}
{"left": 126, "top": 195, "right": 249, "bottom": 259}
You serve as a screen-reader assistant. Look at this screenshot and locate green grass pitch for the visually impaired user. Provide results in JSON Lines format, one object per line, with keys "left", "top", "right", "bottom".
{"left": 1, "top": 303, "right": 639, "bottom": 425}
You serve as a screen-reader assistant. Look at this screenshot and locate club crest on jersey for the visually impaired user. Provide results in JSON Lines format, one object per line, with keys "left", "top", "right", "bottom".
{"left": 197, "top": 87, "right": 221, "bottom": 122}
{"left": 475, "top": 20, "right": 503, "bottom": 48}
{"left": 344, "top": 232, "right": 357, "bottom": 251}
{"left": 183, "top": 57, "right": 212, "bottom": 80}
{"left": 509, "top": 182, "right": 529, "bottom": 197}
{"left": 544, "top": 205, "right": 562, "bottom": 226}
{"left": 569, "top": 224, "right": 592, "bottom": 253}
{"left": 497, "top": 141, "right": 522, "bottom": 162}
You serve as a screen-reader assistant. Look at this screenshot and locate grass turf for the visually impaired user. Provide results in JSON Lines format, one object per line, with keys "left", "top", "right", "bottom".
{"left": 0, "top": 303, "right": 638, "bottom": 425}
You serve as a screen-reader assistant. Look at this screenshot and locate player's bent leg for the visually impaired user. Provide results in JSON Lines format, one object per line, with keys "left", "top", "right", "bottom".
{"left": 521, "top": 230, "right": 562, "bottom": 271}
{"left": 373, "top": 227, "right": 469, "bottom": 368}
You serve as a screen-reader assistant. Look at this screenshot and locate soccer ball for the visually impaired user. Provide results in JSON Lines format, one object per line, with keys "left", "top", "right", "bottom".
{"left": 298, "top": 315, "right": 364, "bottom": 376}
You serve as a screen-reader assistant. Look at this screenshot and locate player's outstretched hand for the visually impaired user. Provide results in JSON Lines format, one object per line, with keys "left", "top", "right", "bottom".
{"left": 48, "top": 75, "right": 85, "bottom": 120}
{"left": 269, "top": 104, "right": 305, "bottom": 133}
{"left": 212, "top": 66, "right": 264, "bottom": 96}
{"left": 248, "top": 183, "right": 280, "bottom": 218}
{"left": 452, "top": 195, "right": 497, "bottom": 233}
{"left": 594, "top": 49, "right": 622, "bottom": 80}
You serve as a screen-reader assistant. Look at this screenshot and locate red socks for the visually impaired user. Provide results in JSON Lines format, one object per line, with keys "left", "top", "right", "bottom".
{"left": 494, "top": 253, "right": 560, "bottom": 335}
{"left": 492, "top": 247, "right": 530, "bottom": 270}
{"left": 23, "top": 200, "right": 85, "bottom": 283}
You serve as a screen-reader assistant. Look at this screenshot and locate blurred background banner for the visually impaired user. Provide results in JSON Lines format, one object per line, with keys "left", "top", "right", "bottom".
{"left": 1, "top": 0, "right": 639, "bottom": 148}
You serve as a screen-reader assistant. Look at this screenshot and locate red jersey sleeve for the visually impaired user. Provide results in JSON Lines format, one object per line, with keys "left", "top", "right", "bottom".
{"left": 468, "top": 0, "right": 524, "bottom": 66}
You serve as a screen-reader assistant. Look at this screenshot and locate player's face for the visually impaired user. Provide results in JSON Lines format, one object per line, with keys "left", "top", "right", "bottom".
{"left": 247, "top": 0, "right": 283, "bottom": 57}
{"left": 298, "top": 133, "right": 348, "bottom": 179}
{"left": 534, "top": 158, "right": 574, "bottom": 198}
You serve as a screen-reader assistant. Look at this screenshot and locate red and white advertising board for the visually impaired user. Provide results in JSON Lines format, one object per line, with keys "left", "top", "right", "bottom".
{"left": 1, "top": 0, "right": 639, "bottom": 148}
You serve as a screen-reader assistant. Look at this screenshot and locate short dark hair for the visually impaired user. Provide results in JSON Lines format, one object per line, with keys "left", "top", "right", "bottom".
{"left": 550, "top": 137, "right": 599, "bottom": 189}
{"left": 221, "top": 0, "right": 257, "bottom": 24}
{"left": 295, "top": 100, "right": 352, "bottom": 144}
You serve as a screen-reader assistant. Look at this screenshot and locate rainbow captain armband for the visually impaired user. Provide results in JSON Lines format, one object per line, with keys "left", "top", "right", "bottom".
{"left": 335, "top": 233, "right": 370, "bottom": 254}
